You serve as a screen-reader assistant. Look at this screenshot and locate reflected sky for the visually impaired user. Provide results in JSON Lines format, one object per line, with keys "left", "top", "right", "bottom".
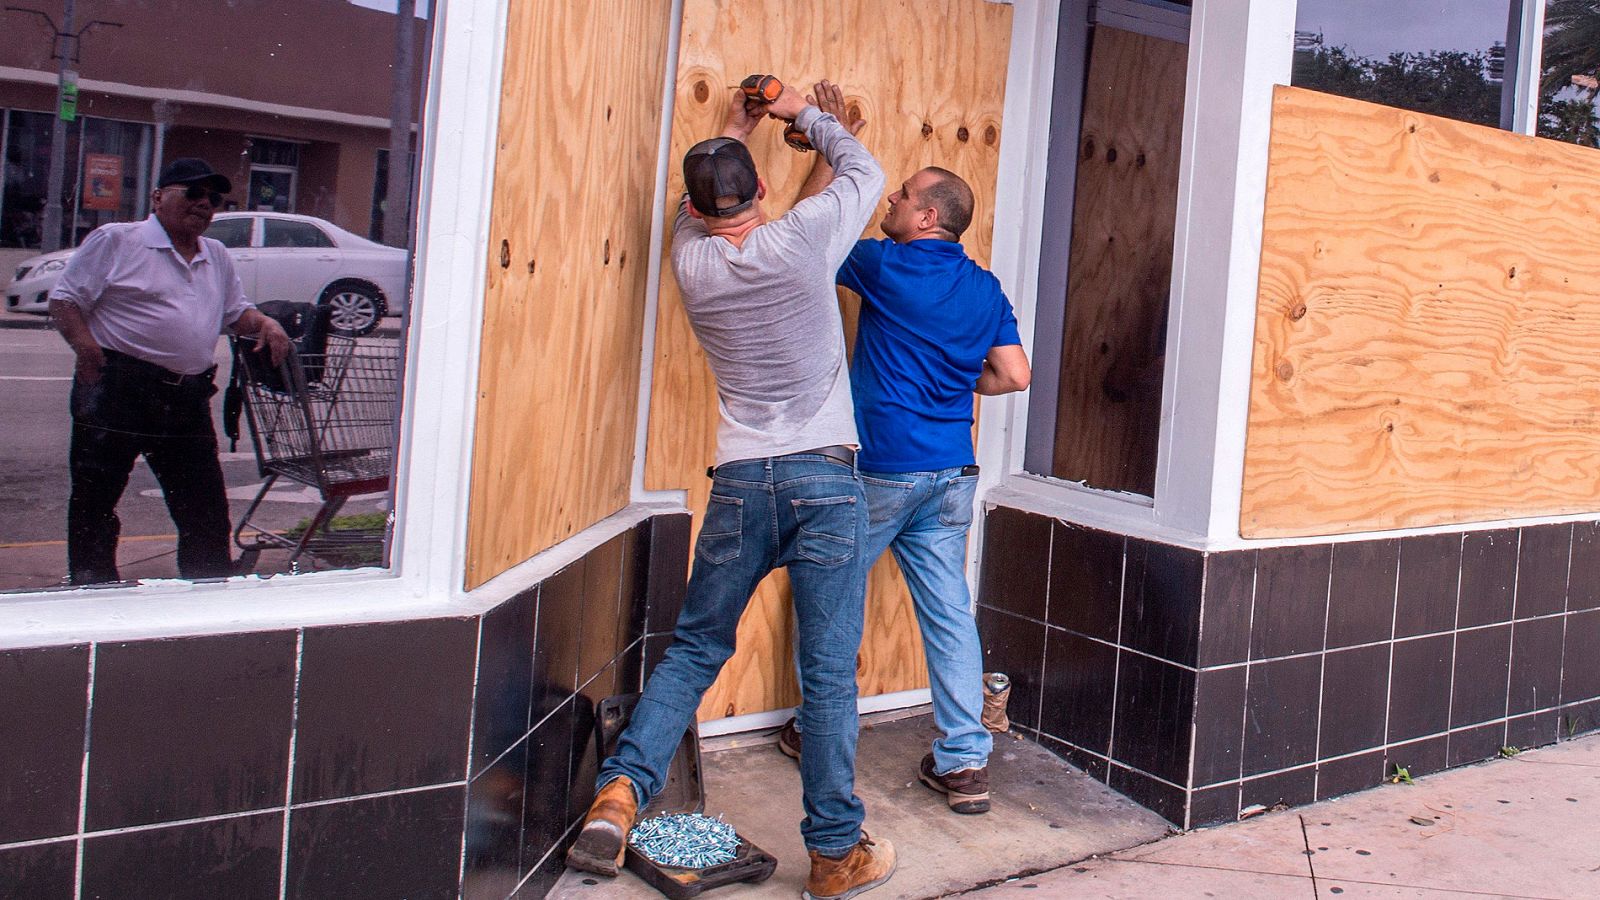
{"left": 1296, "top": 0, "right": 1514, "bottom": 58}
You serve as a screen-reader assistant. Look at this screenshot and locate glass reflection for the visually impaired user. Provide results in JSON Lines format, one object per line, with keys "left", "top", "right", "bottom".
{"left": 0, "top": 1, "right": 434, "bottom": 591}
{"left": 1539, "top": 0, "right": 1600, "bottom": 146}
{"left": 1292, "top": 0, "right": 1519, "bottom": 129}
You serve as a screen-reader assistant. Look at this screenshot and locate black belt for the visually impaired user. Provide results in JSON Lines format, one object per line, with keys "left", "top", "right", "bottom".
{"left": 102, "top": 348, "right": 216, "bottom": 388}
{"left": 706, "top": 444, "right": 856, "bottom": 478}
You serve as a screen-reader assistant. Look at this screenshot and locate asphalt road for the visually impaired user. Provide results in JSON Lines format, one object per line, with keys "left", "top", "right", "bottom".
{"left": 0, "top": 327, "right": 390, "bottom": 567}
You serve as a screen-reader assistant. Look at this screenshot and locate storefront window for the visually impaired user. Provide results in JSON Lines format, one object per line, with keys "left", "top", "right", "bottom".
{"left": 1292, "top": 0, "right": 1523, "bottom": 129}
{"left": 0, "top": 1, "right": 435, "bottom": 592}
{"left": 1538, "top": 0, "right": 1600, "bottom": 146}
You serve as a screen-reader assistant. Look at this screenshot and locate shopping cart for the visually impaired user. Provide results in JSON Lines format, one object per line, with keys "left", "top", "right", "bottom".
{"left": 230, "top": 333, "right": 400, "bottom": 572}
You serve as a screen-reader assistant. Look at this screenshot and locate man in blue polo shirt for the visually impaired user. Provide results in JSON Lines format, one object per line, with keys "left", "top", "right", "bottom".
{"left": 778, "top": 85, "right": 1031, "bottom": 815}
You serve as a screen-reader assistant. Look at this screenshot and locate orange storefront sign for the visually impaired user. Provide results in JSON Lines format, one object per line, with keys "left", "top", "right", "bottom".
{"left": 82, "top": 154, "right": 123, "bottom": 211}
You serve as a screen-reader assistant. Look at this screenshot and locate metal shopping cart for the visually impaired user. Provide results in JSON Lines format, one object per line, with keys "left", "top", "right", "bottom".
{"left": 230, "top": 332, "right": 399, "bottom": 572}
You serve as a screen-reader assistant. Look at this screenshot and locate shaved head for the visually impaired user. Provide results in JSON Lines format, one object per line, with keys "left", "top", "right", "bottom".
{"left": 919, "top": 167, "right": 974, "bottom": 239}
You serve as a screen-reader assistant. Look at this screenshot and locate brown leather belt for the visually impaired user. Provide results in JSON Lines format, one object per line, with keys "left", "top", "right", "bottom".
{"left": 706, "top": 444, "right": 856, "bottom": 478}
{"left": 102, "top": 348, "right": 216, "bottom": 388}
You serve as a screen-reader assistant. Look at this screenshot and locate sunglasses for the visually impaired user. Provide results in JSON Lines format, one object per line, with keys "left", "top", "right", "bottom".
{"left": 169, "top": 184, "right": 224, "bottom": 205}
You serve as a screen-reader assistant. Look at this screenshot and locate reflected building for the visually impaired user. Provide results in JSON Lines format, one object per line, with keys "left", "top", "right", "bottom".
{"left": 0, "top": 0, "right": 430, "bottom": 250}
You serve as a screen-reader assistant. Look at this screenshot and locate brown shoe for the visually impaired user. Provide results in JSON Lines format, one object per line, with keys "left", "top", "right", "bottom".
{"left": 777, "top": 716, "right": 802, "bottom": 762}
{"left": 565, "top": 776, "right": 638, "bottom": 877}
{"left": 803, "top": 833, "right": 896, "bottom": 900}
{"left": 918, "top": 753, "right": 990, "bottom": 814}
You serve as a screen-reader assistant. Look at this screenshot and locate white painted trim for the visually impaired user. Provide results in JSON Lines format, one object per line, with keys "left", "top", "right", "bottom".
{"left": 697, "top": 688, "right": 933, "bottom": 737}
{"left": 630, "top": 0, "right": 690, "bottom": 509}
{"left": 0, "top": 65, "right": 396, "bottom": 130}
{"left": 1513, "top": 0, "right": 1548, "bottom": 135}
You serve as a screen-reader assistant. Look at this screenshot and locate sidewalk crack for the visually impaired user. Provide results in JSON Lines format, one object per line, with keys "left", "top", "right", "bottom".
{"left": 1299, "top": 814, "right": 1320, "bottom": 899}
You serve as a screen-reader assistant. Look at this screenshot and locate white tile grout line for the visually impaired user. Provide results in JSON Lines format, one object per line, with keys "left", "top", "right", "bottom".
{"left": 1443, "top": 532, "right": 1466, "bottom": 765}
{"left": 1105, "top": 536, "right": 1127, "bottom": 762}
{"left": 1558, "top": 527, "right": 1576, "bottom": 720}
{"left": 457, "top": 613, "right": 486, "bottom": 894}
{"left": 72, "top": 642, "right": 96, "bottom": 900}
{"left": 1380, "top": 541, "right": 1403, "bottom": 773}
{"left": 1035, "top": 520, "right": 1055, "bottom": 731}
{"left": 277, "top": 629, "right": 305, "bottom": 900}
{"left": 1233, "top": 553, "right": 1259, "bottom": 816}
{"left": 506, "top": 817, "right": 583, "bottom": 899}
{"left": 1183, "top": 553, "right": 1212, "bottom": 830}
{"left": 1502, "top": 530, "right": 1525, "bottom": 748}
{"left": 1311, "top": 546, "right": 1335, "bottom": 800}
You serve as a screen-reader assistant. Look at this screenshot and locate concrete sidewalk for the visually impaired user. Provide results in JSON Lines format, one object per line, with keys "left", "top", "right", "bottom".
{"left": 973, "top": 734, "right": 1600, "bottom": 899}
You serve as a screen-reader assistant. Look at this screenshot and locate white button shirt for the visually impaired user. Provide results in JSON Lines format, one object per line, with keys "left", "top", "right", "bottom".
{"left": 50, "top": 215, "right": 254, "bottom": 375}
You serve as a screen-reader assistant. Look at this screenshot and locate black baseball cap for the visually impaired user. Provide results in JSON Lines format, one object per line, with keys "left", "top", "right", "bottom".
{"left": 157, "top": 158, "right": 232, "bottom": 194}
{"left": 683, "top": 138, "right": 758, "bottom": 217}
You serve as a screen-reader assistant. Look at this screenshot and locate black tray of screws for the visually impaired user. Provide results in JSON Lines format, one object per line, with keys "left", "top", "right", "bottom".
{"left": 595, "top": 694, "right": 777, "bottom": 899}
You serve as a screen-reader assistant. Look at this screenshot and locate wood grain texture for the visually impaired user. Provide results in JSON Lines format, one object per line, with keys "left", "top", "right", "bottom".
{"left": 464, "top": 0, "right": 673, "bottom": 589}
{"left": 643, "top": 0, "right": 1013, "bottom": 719}
{"left": 1243, "top": 86, "right": 1600, "bottom": 538}
{"left": 1051, "top": 27, "right": 1187, "bottom": 495}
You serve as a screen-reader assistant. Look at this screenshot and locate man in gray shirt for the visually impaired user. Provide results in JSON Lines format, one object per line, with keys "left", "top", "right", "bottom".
{"left": 568, "top": 81, "right": 895, "bottom": 900}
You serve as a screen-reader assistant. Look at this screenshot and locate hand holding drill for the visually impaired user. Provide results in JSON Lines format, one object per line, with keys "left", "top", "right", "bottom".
{"left": 738, "top": 74, "right": 814, "bottom": 151}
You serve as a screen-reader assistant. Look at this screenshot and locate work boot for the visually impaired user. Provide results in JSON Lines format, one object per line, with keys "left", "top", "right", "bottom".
{"left": 777, "top": 716, "right": 802, "bottom": 762}
{"left": 918, "top": 753, "right": 990, "bottom": 814}
{"left": 565, "top": 776, "right": 638, "bottom": 877}
{"left": 802, "top": 832, "right": 896, "bottom": 900}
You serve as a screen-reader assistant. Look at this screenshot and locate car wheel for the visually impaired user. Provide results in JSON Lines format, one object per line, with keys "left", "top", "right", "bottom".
{"left": 319, "top": 282, "right": 386, "bottom": 337}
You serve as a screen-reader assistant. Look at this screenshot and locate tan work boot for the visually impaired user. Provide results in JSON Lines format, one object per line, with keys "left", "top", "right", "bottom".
{"left": 802, "top": 832, "right": 896, "bottom": 900}
{"left": 565, "top": 776, "right": 638, "bottom": 877}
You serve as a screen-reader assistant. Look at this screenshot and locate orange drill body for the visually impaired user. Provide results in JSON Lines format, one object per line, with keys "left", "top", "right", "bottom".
{"left": 739, "top": 73, "right": 813, "bottom": 153}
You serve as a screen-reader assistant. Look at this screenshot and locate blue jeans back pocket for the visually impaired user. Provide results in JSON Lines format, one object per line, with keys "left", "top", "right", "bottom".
{"left": 938, "top": 475, "right": 979, "bottom": 527}
{"left": 697, "top": 494, "right": 743, "bottom": 564}
{"left": 791, "top": 495, "right": 858, "bottom": 565}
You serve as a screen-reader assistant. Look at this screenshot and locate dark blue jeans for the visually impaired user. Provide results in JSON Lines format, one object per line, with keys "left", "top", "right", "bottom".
{"left": 598, "top": 453, "right": 870, "bottom": 853}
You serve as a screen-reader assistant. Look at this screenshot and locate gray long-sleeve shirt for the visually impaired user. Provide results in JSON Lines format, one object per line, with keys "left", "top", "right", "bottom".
{"left": 671, "top": 106, "right": 886, "bottom": 466}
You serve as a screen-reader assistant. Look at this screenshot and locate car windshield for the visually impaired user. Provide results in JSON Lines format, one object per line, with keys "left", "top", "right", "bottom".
{"left": 204, "top": 218, "right": 253, "bottom": 249}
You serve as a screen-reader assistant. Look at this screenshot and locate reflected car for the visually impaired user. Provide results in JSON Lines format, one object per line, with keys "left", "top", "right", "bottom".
{"left": 4, "top": 212, "right": 409, "bottom": 337}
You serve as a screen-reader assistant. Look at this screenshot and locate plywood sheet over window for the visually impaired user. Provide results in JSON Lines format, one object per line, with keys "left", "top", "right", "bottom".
{"left": 1051, "top": 26, "right": 1188, "bottom": 495}
{"left": 465, "top": 0, "right": 673, "bottom": 589}
{"left": 644, "top": 0, "right": 1013, "bottom": 720}
{"left": 1242, "top": 86, "right": 1600, "bottom": 538}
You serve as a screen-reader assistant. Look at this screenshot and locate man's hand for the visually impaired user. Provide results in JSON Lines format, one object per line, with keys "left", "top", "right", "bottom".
{"left": 810, "top": 81, "right": 864, "bottom": 135}
{"left": 255, "top": 317, "right": 293, "bottom": 366}
{"left": 721, "top": 88, "right": 765, "bottom": 141}
{"left": 73, "top": 343, "right": 106, "bottom": 385}
{"left": 765, "top": 79, "right": 809, "bottom": 121}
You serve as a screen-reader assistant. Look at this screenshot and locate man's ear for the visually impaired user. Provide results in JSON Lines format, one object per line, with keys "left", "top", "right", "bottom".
{"left": 756, "top": 177, "right": 767, "bottom": 201}
{"left": 686, "top": 201, "right": 705, "bottom": 220}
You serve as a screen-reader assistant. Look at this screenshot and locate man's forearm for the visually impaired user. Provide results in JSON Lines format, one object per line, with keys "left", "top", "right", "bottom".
{"left": 49, "top": 299, "right": 96, "bottom": 351}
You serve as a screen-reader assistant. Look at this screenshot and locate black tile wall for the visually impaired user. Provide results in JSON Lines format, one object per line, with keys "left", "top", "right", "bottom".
{"left": 1508, "top": 615, "right": 1564, "bottom": 715}
{"left": 0, "top": 645, "right": 88, "bottom": 844}
{"left": 522, "top": 699, "right": 575, "bottom": 872}
{"left": 1122, "top": 539, "right": 1204, "bottom": 665}
{"left": 978, "top": 506, "right": 1052, "bottom": 622}
{"left": 1515, "top": 524, "right": 1571, "bottom": 619}
{"left": 285, "top": 786, "right": 465, "bottom": 900}
{"left": 1394, "top": 532, "right": 1461, "bottom": 638}
{"left": 643, "top": 633, "right": 673, "bottom": 682}
{"left": 463, "top": 736, "right": 526, "bottom": 893}
{"left": 1046, "top": 522, "right": 1123, "bottom": 641}
{"left": 1319, "top": 644, "right": 1389, "bottom": 759}
{"left": 0, "top": 839, "right": 75, "bottom": 900}
{"left": 1387, "top": 634, "right": 1453, "bottom": 742}
{"left": 1241, "top": 765, "right": 1316, "bottom": 811}
{"left": 645, "top": 514, "right": 692, "bottom": 634}
{"left": 1563, "top": 610, "right": 1600, "bottom": 703}
{"left": 1251, "top": 545, "right": 1331, "bottom": 659}
{"left": 617, "top": 523, "right": 651, "bottom": 657}
{"left": 1243, "top": 655, "right": 1322, "bottom": 776}
{"left": 1457, "top": 529, "right": 1518, "bottom": 628}
{"left": 473, "top": 588, "right": 538, "bottom": 776}
{"left": 977, "top": 505, "right": 1600, "bottom": 840}
{"left": 294, "top": 618, "right": 477, "bottom": 803}
{"left": 1111, "top": 651, "right": 1195, "bottom": 785}
{"left": 1038, "top": 629, "right": 1117, "bottom": 756}
{"left": 1569, "top": 522, "right": 1600, "bottom": 612}
{"left": 977, "top": 604, "right": 1047, "bottom": 731}
{"left": 538, "top": 560, "right": 587, "bottom": 695}
{"left": 1199, "top": 550, "right": 1255, "bottom": 666}
{"left": 81, "top": 812, "right": 282, "bottom": 900}
{"left": 1191, "top": 666, "right": 1247, "bottom": 786}
{"left": 1316, "top": 750, "right": 1385, "bottom": 801}
{"left": 87, "top": 632, "right": 295, "bottom": 831}
{"left": 1450, "top": 625, "right": 1511, "bottom": 728}
{"left": 578, "top": 534, "right": 626, "bottom": 687}
{"left": 1326, "top": 540, "right": 1398, "bottom": 649}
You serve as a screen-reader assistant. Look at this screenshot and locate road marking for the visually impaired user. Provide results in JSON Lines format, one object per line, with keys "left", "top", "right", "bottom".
{"left": 0, "top": 534, "right": 177, "bottom": 549}
{"left": 0, "top": 375, "right": 71, "bottom": 381}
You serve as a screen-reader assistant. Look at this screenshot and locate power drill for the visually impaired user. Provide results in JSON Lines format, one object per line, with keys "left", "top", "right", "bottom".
{"left": 739, "top": 74, "right": 813, "bottom": 152}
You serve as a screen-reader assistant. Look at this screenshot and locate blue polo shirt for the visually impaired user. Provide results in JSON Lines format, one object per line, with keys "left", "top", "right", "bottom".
{"left": 838, "top": 238, "right": 1021, "bottom": 473}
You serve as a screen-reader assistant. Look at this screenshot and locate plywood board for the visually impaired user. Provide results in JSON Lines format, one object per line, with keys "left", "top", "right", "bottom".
{"left": 644, "top": 0, "right": 1014, "bottom": 719}
{"left": 1051, "top": 27, "right": 1188, "bottom": 495}
{"left": 1242, "top": 86, "right": 1600, "bottom": 538}
{"left": 465, "top": 0, "right": 673, "bottom": 589}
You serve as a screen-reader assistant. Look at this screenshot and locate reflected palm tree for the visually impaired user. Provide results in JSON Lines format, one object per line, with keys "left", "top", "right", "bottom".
{"left": 1542, "top": 0, "right": 1600, "bottom": 95}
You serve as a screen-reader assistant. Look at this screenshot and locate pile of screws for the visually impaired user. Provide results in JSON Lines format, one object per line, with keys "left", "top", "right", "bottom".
{"left": 628, "top": 813, "right": 741, "bottom": 869}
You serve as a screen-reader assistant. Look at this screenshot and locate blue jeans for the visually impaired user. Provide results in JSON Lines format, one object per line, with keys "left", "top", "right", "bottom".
{"left": 598, "top": 453, "right": 870, "bottom": 853}
{"left": 793, "top": 467, "right": 992, "bottom": 774}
